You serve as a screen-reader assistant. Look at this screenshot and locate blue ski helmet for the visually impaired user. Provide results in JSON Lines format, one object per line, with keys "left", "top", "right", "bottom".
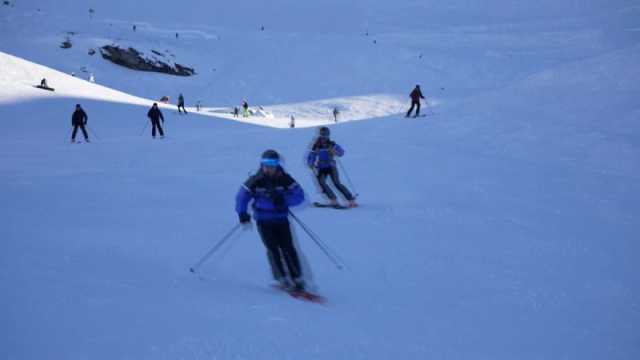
{"left": 261, "top": 149, "right": 280, "bottom": 167}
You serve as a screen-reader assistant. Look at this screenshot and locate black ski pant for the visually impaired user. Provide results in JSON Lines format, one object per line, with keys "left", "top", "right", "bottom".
{"left": 406, "top": 100, "right": 421, "bottom": 117}
{"left": 151, "top": 118, "right": 164, "bottom": 137}
{"left": 256, "top": 219, "right": 303, "bottom": 281}
{"left": 177, "top": 103, "right": 187, "bottom": 113}
{"left": 316, "top": 166, "right": 354, "bottom": 201}
{"left": 71, "top": 124, "right": 88, "bottom": 140}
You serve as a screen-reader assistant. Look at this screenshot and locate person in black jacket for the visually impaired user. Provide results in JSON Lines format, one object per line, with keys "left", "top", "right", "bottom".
{"left": 177, "top": 93, "right": 187, "bottom": 114}
{"left": 71, "top": 104, "right": 89, "bottom": 143}
{"left": 406, "top": 84, "right": 425, "bottom": 118}
{"left": 147, "top": 103, "right": 165, "bottom": 138}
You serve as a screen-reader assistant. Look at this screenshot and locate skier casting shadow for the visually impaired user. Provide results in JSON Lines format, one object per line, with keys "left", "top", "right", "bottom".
{"left": 70, "top": 104, "right": 89, "bottom": 143}
{"left": 147, "top": 103, "right": 165, "bottom": 138}
{"left": 307, "top": 127, "right": 357, "bottom": 208}
{"left": 235, "top": 150, "right": 309, "bottom": 292}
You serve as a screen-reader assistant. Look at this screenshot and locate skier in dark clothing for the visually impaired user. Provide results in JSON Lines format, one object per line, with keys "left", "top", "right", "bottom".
{"left": 235, "top": 150, "right": 307, "bottom": 292}
{"left": 71, "top": 104, "right": 89, "bottom": 143}
{"left": 147, "top": 103, "right": 165, "bottom": 138}
{"left": 406, "top": 84, "right": 425, "bottom": 118}
{"left": 307, "top": 127, "right": 357, "bottom": 208}
{"left": 177, "top": 93, "right": 187, "bottom": 114}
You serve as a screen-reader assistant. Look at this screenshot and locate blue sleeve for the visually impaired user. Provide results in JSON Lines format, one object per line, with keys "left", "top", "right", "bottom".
{"left": 333, "top": 143, "right": 344, "bottom": 157}
{"left": 285, "top": 182, "right": 305, "bottom": 207}
{"left": 235, "top": 186, "right": 253, "bottom": 214}
{"left": 306, "top": 151, "right": 318, "bottom": 167}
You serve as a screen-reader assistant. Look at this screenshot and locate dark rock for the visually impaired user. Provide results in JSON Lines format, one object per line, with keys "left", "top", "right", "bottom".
{"left": 99, "top": 45, "right": 195, "bottom": 76}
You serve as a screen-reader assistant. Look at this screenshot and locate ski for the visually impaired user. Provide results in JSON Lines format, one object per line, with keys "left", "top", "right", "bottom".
{"left": 271, "top": 284, "right": 327, "bottom": 304}
{"left": 34, "top": 85, "right": 55, "bottom": 92}
{"left": 313, "top": 201, "right": 349, "bottom": 210}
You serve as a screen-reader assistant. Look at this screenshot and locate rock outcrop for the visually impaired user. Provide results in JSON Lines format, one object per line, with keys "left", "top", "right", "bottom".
{"left": 99, "top": 45, "right": 195, "bottom": 76}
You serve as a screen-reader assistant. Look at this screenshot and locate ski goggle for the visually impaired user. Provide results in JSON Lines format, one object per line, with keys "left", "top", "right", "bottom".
{"left": 261, "top": 158, "right": 279, "bottom": 167}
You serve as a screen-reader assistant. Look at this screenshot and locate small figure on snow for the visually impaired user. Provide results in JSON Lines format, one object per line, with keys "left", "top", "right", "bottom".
{"left": 196, "top": 100, "right": 201, "bottom": 112}
{"left": 40, "top": 78, "right": 48, "bottom": 87}
{"left": 332, "top": 107, "right": 339, "bottom": 123}
{"left": 147, "top": 103, "right": 165, "bottom": 138}
{"left": 242, "top": 100, "right": 249, "bottom": 117}
{"left": 177, "top": 93, "right": 187, "bottom": 114}
{"left": 290, "top": 115, "right": 295, "bottom": 128}
{"left": 133, "top": 24, "right": 136, "bottom": 32}
{"left": 406, "top": 84, "right": 425, "bottom": 118}
{"left": 235, "top": 149, "right": 307, "bottom": 292}
{"left": 233, "top": 107, "right": 239, "bottom": 118}
{"left": 307, "top": 127, "right": 357, "bottom": 208}
{"left": 71, "top": 104, "right": 89, "bottom": 143}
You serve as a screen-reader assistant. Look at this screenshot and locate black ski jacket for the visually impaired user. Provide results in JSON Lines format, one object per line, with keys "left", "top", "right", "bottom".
{"left": 147, "top": 107, "right": 164, "bottom": 122}
{"left": 71, "top": 109, "right": 88, "bottom": 125}
{"left": 410, "top": 88, "right": 424, "bottom": 102}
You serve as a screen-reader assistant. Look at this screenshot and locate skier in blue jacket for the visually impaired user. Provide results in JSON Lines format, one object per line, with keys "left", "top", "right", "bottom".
{"left": 236, "top": 149, "right": 307, "bottom": 291}
{"left": 307, "top": 126, "right": 357, "bottom": 208}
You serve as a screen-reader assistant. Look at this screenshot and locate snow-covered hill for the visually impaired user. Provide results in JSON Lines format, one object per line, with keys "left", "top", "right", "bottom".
{"left": 1, "top": 1, "right": 639, "bottom": 359}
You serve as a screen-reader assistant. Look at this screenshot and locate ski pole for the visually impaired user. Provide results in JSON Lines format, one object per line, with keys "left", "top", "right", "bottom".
{"left": 424, "top": 98, "right": 435, "bottom": 115}
{"left": 86, "top": 125, "right": 100, "bottom": 140}
{"left": 189, "top": 223, "right": 242, "bottom": 274}
{"left": 336, "top": 158, "right": 359, "bottom": 198}
{"left": 139, "top": 119, "right": 149, "bottom": 136}
{"left": 288, "top": 210, "right": 345, "bottom": 270}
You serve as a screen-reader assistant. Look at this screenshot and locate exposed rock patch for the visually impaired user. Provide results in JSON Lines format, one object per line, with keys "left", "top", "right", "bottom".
{"left": 99, "top": 45, "right": 195, "bottom": 76}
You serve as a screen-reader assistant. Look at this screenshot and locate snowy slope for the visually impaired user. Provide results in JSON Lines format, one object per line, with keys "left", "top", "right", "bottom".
{"left": 1, "top": 1, "right": 640, "bottom": 360}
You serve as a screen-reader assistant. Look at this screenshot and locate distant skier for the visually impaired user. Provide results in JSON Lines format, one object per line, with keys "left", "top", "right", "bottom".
{"left": 71, "top": 104, "right": 89, "bottom": 143}
{"left": 133, "top": 24, "right": 136, "bottom": 32}
{"left": 196, "top": 100, "right": 201, "bottom": 112}
{"left": 233, "top": 107, "right": 239, "bottom": 118}
{"left": 307, "top": 127, "right": 357, "bottom": 208}
{"left": 406, "top": 84, "right": 425, "bottom": 118}
{"left": 40, "top": 78, "right": 48, "bottom": 87}
{"left": 290, "top": 115, "right": 295, "bottom": 128}
{"left": 242, "top": 100, "right": 249, "bottom": 117}
{"left": 177, "top": 93, "right": 187, "bottom": 114}
{"left": 147, "top": 103, "right": 165, "bottom": 138}
{"left": 332, "top": 107, "right": 339, "bottom": 123}
{"left": 235, "top": 149, "right": 307, "bottom": 292}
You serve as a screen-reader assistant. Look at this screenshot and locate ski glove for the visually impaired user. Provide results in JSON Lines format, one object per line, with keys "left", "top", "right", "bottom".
{"left": 239, "top": 212, "right": 251, "bottom": 224}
